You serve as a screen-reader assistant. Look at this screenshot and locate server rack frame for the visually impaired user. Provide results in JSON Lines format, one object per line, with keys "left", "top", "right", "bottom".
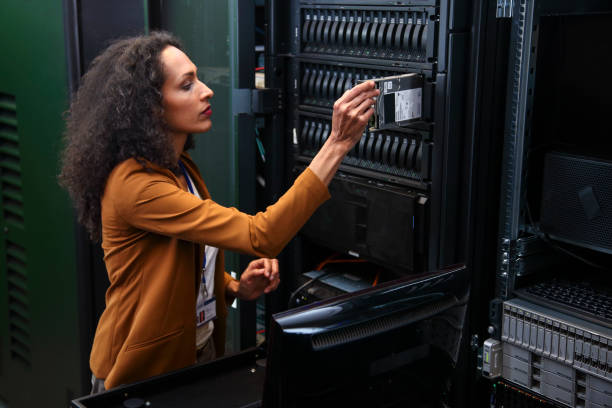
{"left": 264, "top": 3, "right": 491, "bottom": 406}
{"left": 491, "top": 0, "right": 612, "bottom": 405}
{"left": 494, "top": 0, "right": 612, "bottom": 308}
{"left": 264, "top": 0, "right": 473, "bottom": 280}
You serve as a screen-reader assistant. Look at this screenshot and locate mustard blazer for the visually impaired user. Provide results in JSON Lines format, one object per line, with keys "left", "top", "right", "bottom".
{"left": 90, "top": 153, "right": 330, "bottom": 389}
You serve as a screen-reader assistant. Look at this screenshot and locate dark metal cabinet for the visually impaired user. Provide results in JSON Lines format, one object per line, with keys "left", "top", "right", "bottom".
{"left": 0, "top": 1, "right": 82, "bottom": 406}
{"left": 0, "top": 1, "right": 150, "bottom": 406}
{"left": 489, "top": 0, "right": 612, "bottom": 406}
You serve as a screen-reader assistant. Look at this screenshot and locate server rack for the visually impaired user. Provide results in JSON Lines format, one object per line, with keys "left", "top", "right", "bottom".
{"left": 265, "top": 0, "right": 474, "bottom": 287}
{"left": 262, "top": 1, "right": 484, "bottom": 405}
{"left": 487, "top": 0, "right": 612, "bottom": 406}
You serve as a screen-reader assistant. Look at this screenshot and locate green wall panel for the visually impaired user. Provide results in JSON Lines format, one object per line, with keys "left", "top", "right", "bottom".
{"left": 0, "top": 1, "right": 82, "bottom": 406}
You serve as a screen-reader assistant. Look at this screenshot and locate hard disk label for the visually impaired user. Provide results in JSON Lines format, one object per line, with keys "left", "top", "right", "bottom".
{"left": 395, "top": 88, "right": 422, "bottom": 122}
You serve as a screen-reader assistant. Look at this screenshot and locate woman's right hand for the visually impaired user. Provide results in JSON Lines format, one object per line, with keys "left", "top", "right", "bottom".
{"left": 328, "top": 80, "right": 380, "bottom": 153}
{"left": 308, "top": 81, "right": 380, "bottom": 186}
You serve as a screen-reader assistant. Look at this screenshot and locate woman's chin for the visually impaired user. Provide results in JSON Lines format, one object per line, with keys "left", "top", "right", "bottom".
{"left": 194, "top": 123, "right": 212, "bottom": 134}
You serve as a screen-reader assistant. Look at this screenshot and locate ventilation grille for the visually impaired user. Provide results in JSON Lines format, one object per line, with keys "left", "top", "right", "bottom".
{"left": 6, "top": 241, "right": 30, "bottom": 366}
{"left": 0, "top": 92, "right": 24, "bottom": 228}
{"left": 311, "top": 295, "right": 457, "bottom": 351}
{"left": 0, "top": 93, "right": 30, "bottom": 366}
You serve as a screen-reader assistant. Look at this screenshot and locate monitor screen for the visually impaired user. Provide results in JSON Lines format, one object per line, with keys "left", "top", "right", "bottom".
{"left": 262, "top": 265, "right": 470, "bottom": 408}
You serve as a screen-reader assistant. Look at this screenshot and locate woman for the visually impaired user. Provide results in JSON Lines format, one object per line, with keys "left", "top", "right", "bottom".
{"left": 59, "top": 31, "right": 378, "bottom": 392}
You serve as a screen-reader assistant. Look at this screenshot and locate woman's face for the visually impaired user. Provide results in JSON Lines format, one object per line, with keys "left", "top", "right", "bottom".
{"left": 160, "top": 46, "right": 214, "bottom": 137}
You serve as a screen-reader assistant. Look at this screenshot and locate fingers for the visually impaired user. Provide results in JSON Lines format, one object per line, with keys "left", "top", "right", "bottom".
{"left": 264, "top": 259, "right": 280, "bottom": 293}
{"left": 265, "top": 258, "right": 275, "bottom": 279}
{"left": 339, "top": 84, "right": 376, "bottom": 104}
{"left": 271, "top": 259, "right": 279, "bottom": 279}
{"left": 335, "top": 81, "right": 377, "bottom": 109}
{"left": 248, "top": 258, "right": 266, "bottom": 271}
{"left": 264, "top": 273, "right": 280, "bottom": 293}
{"left": 341, "top": 80, "right": 375, "bottom": 102}
{"left": 243, "top": 267, "right": 264, "bottom": 284}
{"left": 264, "top": 277, "right": 280, "bottom": 294}
{"left": 358, "top": 107, "right": 375, "bottom": 123}
{"left": 333, "top": 95, "right": 374, "bottom": 139}
{"left": 246, "top": 259, "right": 271, "bottom": 279}
{"left": 355, "top": 94, "right": 376, "bottom": 115}
{"left": 246, "top": 258, "right": 279, "bottom": 287}
{"left": 343, "top": 89, "right": 379, "bottom": 111}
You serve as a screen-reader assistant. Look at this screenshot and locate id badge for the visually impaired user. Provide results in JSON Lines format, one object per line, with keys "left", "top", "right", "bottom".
{"left": 196, "top": 297, "right": 217, "bottom": 327}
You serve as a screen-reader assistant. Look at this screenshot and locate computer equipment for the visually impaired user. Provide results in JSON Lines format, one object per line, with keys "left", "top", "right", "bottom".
{"left": 72, "top": 265, "right": 469, "bottom": 408}
{"left": 300, "top": 171, "right": 429, "bottom": 271}
{"left": 490, "top": 4, "right": 612, "bottom": 406}
{"left": 514, "top": 280, "right": 612, "bottom": 329}
{"left": 500, "top": 298, "right": 612, "bottom": 407}
{"left": 288, "top": 2, "right": 471, "bottom": 275}
{"left": 483, "top": 338, "right": 503, "bottom": 378}
{"left": 540, "top": 151, "right": 612, "bottom": 255}
{"left": 493, "top": 380, "right": 559, "bottom": 408}
{"left": 359, "top": 73, "right": 424, "bottom": 131}
{"left": 291, "top": 268, "right": 374, "bottom": 306}
{"left": 262, "top": 265, "right": 469, "bottom": 408}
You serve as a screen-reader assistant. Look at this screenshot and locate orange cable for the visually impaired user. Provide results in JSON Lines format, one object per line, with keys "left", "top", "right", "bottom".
{"left": 316, "top": 258, "right": 367, "bottom": 270}
{"left": 315, "top": 253, "right": 340, "bottom": 270}
{"left": 372, "top": 269, "right": 381, "bottom": 287}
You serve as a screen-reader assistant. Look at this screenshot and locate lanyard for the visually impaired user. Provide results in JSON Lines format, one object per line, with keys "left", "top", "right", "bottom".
{"left": 178, "top": 161, "right": 207, "bottom": 272}
{"left": 178, "top": 161, "right": 195, "bottom": 195}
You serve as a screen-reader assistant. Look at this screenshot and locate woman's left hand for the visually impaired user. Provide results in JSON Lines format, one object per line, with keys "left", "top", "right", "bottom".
{"left": 234, "top": 258, "right": 280, "bottom": 301}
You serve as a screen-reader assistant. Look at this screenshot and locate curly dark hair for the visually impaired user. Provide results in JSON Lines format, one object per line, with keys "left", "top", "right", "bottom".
{"left": 60, "top": 31, "right": 193, "bottom": 242}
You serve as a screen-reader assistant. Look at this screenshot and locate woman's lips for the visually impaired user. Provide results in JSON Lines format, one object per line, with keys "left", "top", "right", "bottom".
{"left": 201, "top": 107, "right": 212, "bottom": 117}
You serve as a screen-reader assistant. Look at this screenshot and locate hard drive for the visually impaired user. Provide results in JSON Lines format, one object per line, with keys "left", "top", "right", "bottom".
{"left": 360, "top": 73, "right": 424, "bottom": 131}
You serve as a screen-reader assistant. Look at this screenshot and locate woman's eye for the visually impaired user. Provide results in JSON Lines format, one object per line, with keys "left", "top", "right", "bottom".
{"left": 182, "top": 82, "right": 193, "bottom": 91}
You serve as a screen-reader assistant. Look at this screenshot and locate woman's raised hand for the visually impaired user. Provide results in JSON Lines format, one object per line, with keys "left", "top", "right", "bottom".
{"left": 307, "top": 81, "right": 380, "bottom": 186}
{"left": 328, "top": 80, "right": 379, "bottom": 152}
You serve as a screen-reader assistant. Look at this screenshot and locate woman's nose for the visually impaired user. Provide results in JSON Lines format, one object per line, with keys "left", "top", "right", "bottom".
{"left": 200, "top": 82, "right": 214, "bottom": 100}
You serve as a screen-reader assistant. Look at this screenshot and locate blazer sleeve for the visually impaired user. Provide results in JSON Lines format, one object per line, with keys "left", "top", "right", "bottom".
{"left": 110, "top": 166, "right": 330, "bottom": 258}
{"left": 223, "top": 271, "right": 237, "bottom": 305}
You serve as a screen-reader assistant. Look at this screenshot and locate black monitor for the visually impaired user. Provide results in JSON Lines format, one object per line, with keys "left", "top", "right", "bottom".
{"left": 71, "top": 265, "right": 469, "bottom": 408}
{"left": 262, "top": 264, "right": 470, "bottom": 408}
